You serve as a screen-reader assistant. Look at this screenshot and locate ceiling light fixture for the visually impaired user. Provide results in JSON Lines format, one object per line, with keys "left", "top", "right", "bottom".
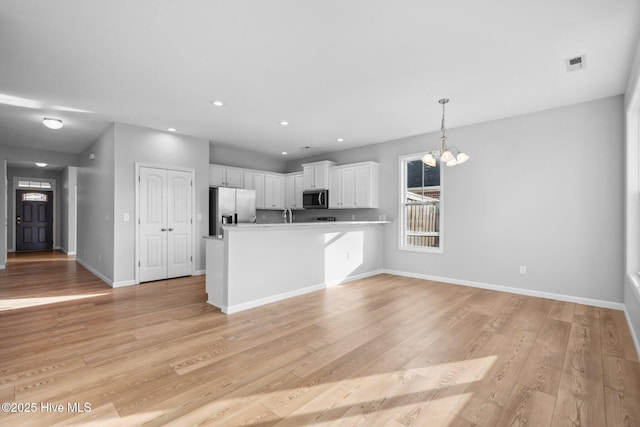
{"left": 35, "top": 162, "right": 47, "bottom": 167}
{"left": 422, "top": 99, "right": 469, "bottom": 168}
{"left": 337, "top": 138, "right": 344, "bottom": 142}
{"left": 42, "top": 117, "right": 63, "bottom": 130}
{"left": 280, "top": 121, "right": 289, "bottom": 126}
{"left": 211, "top": 100, "right": 224, "bottom": 107}
{"left": 282, "top": 151, "right": 288, "bottom": 155}
{"left": 168, "top": 128, "right": 176, "bottom": 132}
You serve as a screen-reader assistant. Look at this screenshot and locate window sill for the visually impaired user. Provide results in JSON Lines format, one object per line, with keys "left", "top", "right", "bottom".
{"left": 399, "top": 245, "right": 443, "bottom": 254}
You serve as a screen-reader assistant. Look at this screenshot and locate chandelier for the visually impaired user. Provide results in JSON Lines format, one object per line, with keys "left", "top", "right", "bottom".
{"left": 422, "top": 99, "right": 469, "bottom": 167}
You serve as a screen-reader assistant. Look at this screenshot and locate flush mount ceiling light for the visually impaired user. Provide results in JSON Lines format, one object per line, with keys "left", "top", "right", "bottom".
{"left": 421, "top": 99, "right": 469, "bottom": 168}
{"left": 42, "top": 117, "right": 63, "bottom": 130}
{"left": 211, "top": 100, "right": 224, "bottom": 107}
{"left": 280, "top": 121, "right": 289, "bottom": 126}
{"left": 35, "top": 162, "right": 47, "bottom": 167}
{"left": 337, "top": 138, "right": 344, "bottom": 142}
{"left": 281, "top": 151, "right": 288, "bottom": 155}
{"left": 168, "top": 128, "right": 176, "bottom": 132}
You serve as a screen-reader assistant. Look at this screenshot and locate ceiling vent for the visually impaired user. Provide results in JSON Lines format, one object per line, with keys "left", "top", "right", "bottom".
{"left": 565, "top": 54, "right": 586, "bottom": 72}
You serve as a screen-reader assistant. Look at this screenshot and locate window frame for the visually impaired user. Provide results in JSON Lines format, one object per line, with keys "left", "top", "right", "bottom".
{"left": 398, "top": 152, "right": 445, "bottom": 254}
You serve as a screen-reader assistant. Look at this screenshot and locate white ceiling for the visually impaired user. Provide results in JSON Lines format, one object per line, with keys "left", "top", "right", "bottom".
{"left": 0, "top": 0, "right": 638, "bottom": 160}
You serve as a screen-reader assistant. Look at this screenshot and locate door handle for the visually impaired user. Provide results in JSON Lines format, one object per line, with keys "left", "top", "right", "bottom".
{"left": 161, "top": 228, "right": 168, "bottom": 231}
{"left": 168, "top": 228, "right": 174, "bottom": 231}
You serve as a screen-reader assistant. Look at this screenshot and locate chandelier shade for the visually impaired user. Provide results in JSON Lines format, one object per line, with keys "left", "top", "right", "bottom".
{"left": 422, "top": 99, "right": 469, "bottom": 167}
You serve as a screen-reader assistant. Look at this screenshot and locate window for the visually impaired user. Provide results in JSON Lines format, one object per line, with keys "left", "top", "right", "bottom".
{"left": 18, "top": 180, "right": 52, "bottom": 189}
{"left": 22, "top": 192, "right": 48, "bottom": 202}
{"left": 399, "top": 153, "right": 443, "bottom": 253}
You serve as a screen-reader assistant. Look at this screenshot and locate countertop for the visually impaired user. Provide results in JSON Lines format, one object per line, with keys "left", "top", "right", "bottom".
{"left": 202, "top": 220, "right": 390, "bottom": 239}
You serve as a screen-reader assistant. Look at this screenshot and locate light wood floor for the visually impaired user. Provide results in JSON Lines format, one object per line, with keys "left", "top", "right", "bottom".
{"left": 1, "top": 251, "right": 639, "bottom": 426}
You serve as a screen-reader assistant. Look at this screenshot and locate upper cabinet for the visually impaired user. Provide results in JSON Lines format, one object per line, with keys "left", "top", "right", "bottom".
{"left": 264, "top": 173, "right": 285, "bottom": 210}
{"left": 329, "top": 161, "right": 379, "bottom": 209}
{"left": 302, "top": 160, "right": 336, "bottom": 190}
{"left": 209, "top": 165, "right": 244, "bottom": 188}
{"left": 285, "top": 173, "right": 304, "bottom": 210}
{"left": 243, "top": 171, "right": 265, "bottom": 209}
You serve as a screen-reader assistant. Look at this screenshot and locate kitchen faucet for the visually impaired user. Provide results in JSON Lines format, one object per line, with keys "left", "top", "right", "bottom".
{"left": 282, "top": 207, "right": 293, "bottom": 223}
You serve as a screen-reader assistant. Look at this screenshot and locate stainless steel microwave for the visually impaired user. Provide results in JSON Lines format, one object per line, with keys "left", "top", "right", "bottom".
{"left": 303, "top": 189, "right": 329, "bottom": 209}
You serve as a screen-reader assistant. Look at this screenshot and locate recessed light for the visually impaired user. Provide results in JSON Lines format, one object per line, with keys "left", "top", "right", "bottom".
{"left": 282, "top": 151, "right": 288, "bottom": 155}
{"left": 168, "top": 128, "right": 176, "bottom": 132}
{"left": 211, "top": 100, "right": 224, "bottom": 107}
{"left": 280, "top": 121, "right": 289, "bottom": 126}
{"left": 35, "top": 162, "right": 47, "bottom": 167}
{"left": 337, "top": 138, "right": 344, "bottom": 142}
{"left": 43, "top": 117, "right": 63, "bottom": 130}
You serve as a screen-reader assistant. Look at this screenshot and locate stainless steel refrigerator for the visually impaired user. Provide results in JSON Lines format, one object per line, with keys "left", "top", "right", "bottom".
{"left": 209, "top": 187, "right": 257, "bottom": 236}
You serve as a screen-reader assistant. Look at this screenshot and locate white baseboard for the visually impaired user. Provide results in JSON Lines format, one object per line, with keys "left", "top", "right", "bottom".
{"left": 624, "top": 274, "right": 640, "bottom": 359}
{"left": 384, "top": 269, "right": 625, "bottom": 311}
{"left": 7, "top": 249, "right": 15, "bottom": 253}
{"left": 193, "top": 269, "right": 206, "bottom": 276}
{"left": 221, "top": 269, "right": 383, "bottom": 314}
{"left": 75, "top": 258, "right": 114, "bottom": 288}
{"left": 0, "top": 264, "right": 5, "bottom": 270}
{"left": 112, "top": 280, "right": 136, "bottom": 288}
{"left": 61, "top": 247, "right": 77, "bottom": 256}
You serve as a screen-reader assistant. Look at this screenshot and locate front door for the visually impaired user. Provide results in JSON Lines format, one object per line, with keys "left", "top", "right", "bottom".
{"left": 16, "top": 190, "right": 53, "bottom": 251}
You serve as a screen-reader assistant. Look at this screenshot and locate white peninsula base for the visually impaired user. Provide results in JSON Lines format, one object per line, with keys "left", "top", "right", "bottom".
{"left": 204, "top": 221, "right": 388, "bottom": 314}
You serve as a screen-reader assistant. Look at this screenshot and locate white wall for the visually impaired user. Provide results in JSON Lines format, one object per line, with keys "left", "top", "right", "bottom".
{"left": 113, "top": 123, "right": 210, "bottom": 284}
{"left": 77, "top": 125, "right": 115, "bottom": 282}
{"left": 289, "top": 96, "right": 625, "bottom": 305}
{"left": 624, "top": 36, "right": 640, "bottom": 353}
{"left": 61, "top": 166, "right": 78, "bottom": 255}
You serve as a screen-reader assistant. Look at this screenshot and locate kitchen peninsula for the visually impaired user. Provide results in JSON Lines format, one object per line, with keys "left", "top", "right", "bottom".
{"left": 204, "top": 221, "right": 388, "bottom": 314}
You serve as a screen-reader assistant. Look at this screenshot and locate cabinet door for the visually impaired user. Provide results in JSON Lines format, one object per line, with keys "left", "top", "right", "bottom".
{"left": 314, "top": 165, "right": 328, "bottom": 189}
{"left": 209, "top": 165, "right": 226, "bottom": 186}
{"left": 285, "top": 175, "right": 295, "bottom": 209}
{"left": 341, "top": 167, "right": 356, "bottom": 208}
{"left": 294, "top": 174, "right": 304, "bottom": 209}
{"left": 354, "top": 165, "right": 370, "bottom": 208}
{"left": 226, "top": 167, "right": 243, "bottom": 188}
{"left": 265, "top": 174, "right": 285, "bottom": 209}
{"left": 303, "top": 165, "right": 315, "bottom": 190}
{"left": 244, "top": 172, "right": 265, "bottom": 209}
{"left": 329, "top": 168, "right": 341, "bottom": 208}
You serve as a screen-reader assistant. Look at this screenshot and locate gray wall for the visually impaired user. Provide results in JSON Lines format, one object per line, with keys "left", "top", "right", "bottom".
{"left": 7, "top": 166, "right": 63, "bottom": 251}
{"left": 0, "top": 144, "right": 78, "bottom": 266}
{"left": 77, "top": 125, "right": 116, "bottom": 281}
{"left": 113, "top": 123, "right": 210, "bottom": 283}
{"left": 210, "top": 142, "right": 287, "bottom": 173}
{"left": 289, "top": 96, "right": 625, "bottom": 304}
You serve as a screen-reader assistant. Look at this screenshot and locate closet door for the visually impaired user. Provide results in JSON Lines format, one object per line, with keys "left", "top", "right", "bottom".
{"left": 139, "top": 167, "right": 168, "bottom": 282}
{"left": 139, "top": 166, "right": 193, "bottom": 283}
{"left": 166, "top": 169, "right": 192, "bottom": 278}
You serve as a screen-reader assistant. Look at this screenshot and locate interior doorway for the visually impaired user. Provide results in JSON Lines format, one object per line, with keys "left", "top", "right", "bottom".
{"left": 15, "top": 189, "right": 54, "bottom": 251}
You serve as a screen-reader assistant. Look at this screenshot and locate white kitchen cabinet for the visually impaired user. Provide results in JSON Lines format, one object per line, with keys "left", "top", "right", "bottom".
{"left": 264, "top": 173, "right": 285, "bottom": 210}
{"left": 209, "top": 165, "right": 243, "bottom": 188}
{"left": 285, "top": 173, "right": 304, "bottom": 210}
{"left": 329, "top": 161, "right": 379, "bottom": 209}
{"left": 243, "top": 171, "right": 265, "bottom": 209}
{"left": 302, "top": 160, "right": 336, "bottom": 190}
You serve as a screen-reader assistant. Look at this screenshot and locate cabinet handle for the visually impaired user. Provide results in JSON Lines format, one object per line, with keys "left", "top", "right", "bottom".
{"left": 168, "top": 228, "right": 174, "bottom": 231}
{"left": 161, "top": 228, "right": 168, "bottom": 231}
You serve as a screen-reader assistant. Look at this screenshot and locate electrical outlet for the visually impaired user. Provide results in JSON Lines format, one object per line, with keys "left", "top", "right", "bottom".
{"left": 519, "top": 266, "right": 527, "bottom": 275}
{"left": 351, "top": 214, "right": 356, "bottom": 220}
